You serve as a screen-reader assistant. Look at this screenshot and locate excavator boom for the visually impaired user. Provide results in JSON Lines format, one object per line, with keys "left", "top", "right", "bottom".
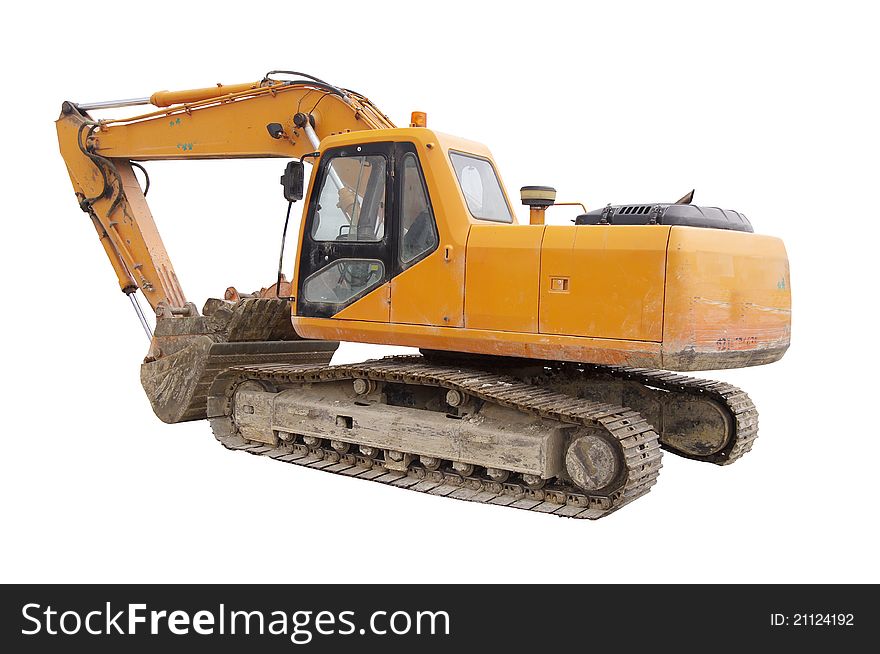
{"left": 57, "top": 73, "right": 394, "bottom": 313}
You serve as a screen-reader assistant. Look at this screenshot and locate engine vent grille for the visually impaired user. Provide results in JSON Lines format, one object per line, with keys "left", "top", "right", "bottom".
{"left": 618, "top": 205, "right": 654, "bottom": 215}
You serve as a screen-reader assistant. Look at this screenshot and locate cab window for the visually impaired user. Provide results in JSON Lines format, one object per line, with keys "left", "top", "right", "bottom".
{"left": 311, "top": 154, "right": 386, "bottom": 241}
{"left": 302, "top": 259, "right": 385, "bottom": 304}
{"left": 399, "top": 153, "right": 438, "bottom": 263}
{"left": 449, "top": 151, "right": 512, "bottom": 223}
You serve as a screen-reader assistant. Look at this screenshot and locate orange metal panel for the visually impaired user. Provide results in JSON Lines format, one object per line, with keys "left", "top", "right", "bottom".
{"left": 465, "top": 225, "right": 545, "bottom": 332}
{"left": 662, "top": 226, "right": 791, "bottom": 369}
{"left": 540, "top": 225, "right": 670, "bottom": 342}
{"left": 538, "top": 225, "right": 576, "bottom": 334}
{"left": 292, "top": 224, "right": 794, "bottom": 372}
{"left": 391, "top": 250, "right": 465, "bottom": 326}
{"left": 332, "top": 283, "right": 390, "bottom": 322}
{"left": 293, "top": 316, "right": 663, "bottom": 368}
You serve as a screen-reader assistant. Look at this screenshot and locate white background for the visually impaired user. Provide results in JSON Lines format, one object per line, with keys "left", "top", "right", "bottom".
{"left": 1, "top": 0, "right": 877, "bottom": 584}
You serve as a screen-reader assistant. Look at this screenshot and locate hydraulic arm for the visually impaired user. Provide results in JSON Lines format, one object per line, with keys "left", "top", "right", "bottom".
{"left": 56, "top": 72, "right": 394, "bottom": 319}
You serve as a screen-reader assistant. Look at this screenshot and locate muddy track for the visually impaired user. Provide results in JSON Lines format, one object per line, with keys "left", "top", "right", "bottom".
{"left": 208, "top": 357, "right": 664, "bottom": 519}
{"left": 538, "top": 363, "right": 758, "bottom": 464}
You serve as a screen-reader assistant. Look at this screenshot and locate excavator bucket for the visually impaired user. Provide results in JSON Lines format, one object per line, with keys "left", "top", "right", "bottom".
{"left": 140, "top": 298, "right": 337, "bottom": 423}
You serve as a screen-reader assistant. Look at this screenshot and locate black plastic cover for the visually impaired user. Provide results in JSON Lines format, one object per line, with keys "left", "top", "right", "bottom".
{"left": 575, "top": 204, "right": 753, "bottom": 233}
{"left": 280, "top": 161, "right": 305, "bottom": 202}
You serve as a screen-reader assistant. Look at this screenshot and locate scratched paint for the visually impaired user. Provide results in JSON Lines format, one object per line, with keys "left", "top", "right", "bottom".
{"left": 715, "top": 336, "right": 759, "bottom": 351}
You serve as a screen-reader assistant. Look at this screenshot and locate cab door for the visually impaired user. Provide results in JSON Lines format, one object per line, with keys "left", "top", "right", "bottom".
{"left": 296, "top": 142, "right": 394, "bottom": 320}
{"left": 389, "top": 144, "right": 445, "bottom": 326}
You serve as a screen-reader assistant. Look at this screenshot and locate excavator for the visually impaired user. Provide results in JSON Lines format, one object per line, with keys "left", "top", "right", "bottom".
{"left": 56, "top": 71, "right": 791, "bottom": 519}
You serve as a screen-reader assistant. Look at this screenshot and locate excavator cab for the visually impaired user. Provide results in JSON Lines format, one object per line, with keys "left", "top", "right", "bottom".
{"left": 296, "top": 141, "right": 439, "bottom": 319}
{"left": 289, "top": 128, "right": 790, "bottom": 375}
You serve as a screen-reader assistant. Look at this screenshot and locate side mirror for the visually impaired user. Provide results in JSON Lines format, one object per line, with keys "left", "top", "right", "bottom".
{"left": 280, "top": 161, "right": 304, "bottom": 202}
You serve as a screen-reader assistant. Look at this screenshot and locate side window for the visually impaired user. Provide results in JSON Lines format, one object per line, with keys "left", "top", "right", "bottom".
{"left": 311, "top": 155, "right": 386, "bottom": 241}
{"left": 449, "top": 151, "right": 513, "bottom": 223}
{"left": 399, "top": 153, "right": 438, "bottom": 263}
{"left": 302, "top": 259, "right": 385, "bottom": 304}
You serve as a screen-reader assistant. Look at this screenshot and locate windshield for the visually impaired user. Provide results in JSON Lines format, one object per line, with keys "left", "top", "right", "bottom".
{"left": 449, "top": 151, "right": 512, "bottom": 223}
{"left": 312, "top": 154, "right": 386, "bottom": 242}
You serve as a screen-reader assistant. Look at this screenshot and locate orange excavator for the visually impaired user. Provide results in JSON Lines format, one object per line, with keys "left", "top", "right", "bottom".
{"left": 57, "top": 71, "right": 791, "bottom": 519}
